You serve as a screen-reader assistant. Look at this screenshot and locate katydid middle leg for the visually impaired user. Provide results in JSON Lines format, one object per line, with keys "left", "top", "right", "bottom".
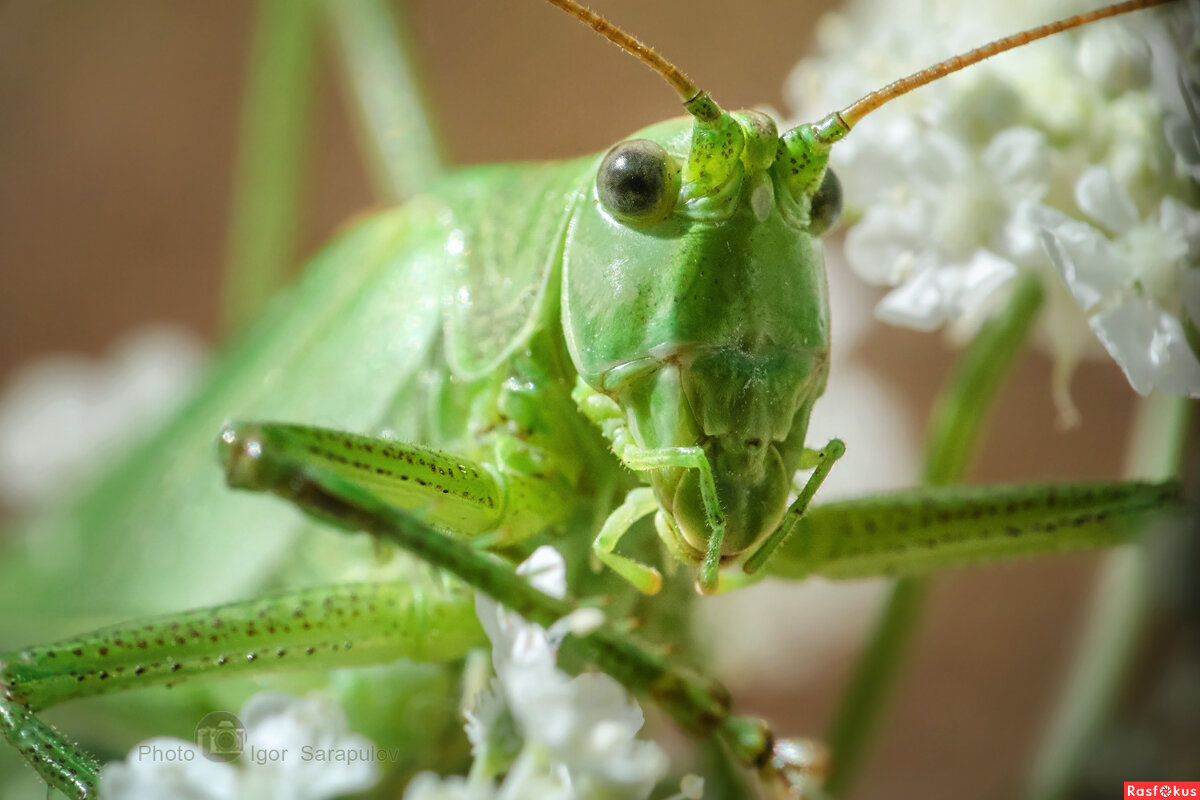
{"left": 0, "top": 695, "right": 100, "bottom": 799}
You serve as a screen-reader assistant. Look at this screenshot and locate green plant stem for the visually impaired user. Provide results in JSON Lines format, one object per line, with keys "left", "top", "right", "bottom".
{"left": 325, "top": 0, "right": 447, "bottom": 201}
{"left": 220, "top": 0, "right": 320, "bottom": 335}
{"left": 823, "top": 272, "right": 1045, "bottom": 797}
{"left": 1027, "top": 393, "right": 1192, "bottom": 800}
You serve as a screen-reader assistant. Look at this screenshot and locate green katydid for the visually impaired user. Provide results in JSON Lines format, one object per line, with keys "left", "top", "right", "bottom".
{"left": 0, "top": 0, "right": 1189, "bottom": 798}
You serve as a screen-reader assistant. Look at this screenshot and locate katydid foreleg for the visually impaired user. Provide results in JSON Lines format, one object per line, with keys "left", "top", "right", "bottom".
{"left": 593, "top": 487, "right": 663, "bottom": 594}
{"left": 617, "top": 444, "right": 727, "bottom": 592}
{"left": 574, "top": 380, "right": 730, "bottom": 592}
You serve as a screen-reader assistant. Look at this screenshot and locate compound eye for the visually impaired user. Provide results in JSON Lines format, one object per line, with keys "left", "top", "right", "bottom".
{"left": 596, "top": 139, "right": 679, "bottom": 224}
{"left": 808, "top": 168, "right": 843, "bottom": 236}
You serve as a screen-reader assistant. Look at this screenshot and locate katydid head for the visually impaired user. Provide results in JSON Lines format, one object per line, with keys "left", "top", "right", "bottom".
{"left": 562, "top": 110, "right": 840, "bottom": 565}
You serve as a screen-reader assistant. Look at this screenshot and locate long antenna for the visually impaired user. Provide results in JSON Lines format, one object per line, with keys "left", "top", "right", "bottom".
{"left": 833, "top": 0, "right": 1177, "bottom": 131}
{"left": 543, "top": 0, "right": 722, "bottom": 121}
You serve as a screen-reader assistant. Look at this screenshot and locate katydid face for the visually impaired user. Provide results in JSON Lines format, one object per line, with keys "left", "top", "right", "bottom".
{"left": 563, "top": 113, "right": 838, "bottom": 562}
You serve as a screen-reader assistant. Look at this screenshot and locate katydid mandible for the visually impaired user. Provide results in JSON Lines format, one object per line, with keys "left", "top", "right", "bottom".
{"left": 0, "top": 1, "right": 1186, "bottom": 798}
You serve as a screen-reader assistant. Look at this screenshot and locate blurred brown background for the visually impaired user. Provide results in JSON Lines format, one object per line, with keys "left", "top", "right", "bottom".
{"left": 0, "top": 1, "right": 1170, "bottom": 798}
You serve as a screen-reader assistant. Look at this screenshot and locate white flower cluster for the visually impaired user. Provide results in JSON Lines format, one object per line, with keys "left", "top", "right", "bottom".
{"left": 404, "top": 546, "right": 696, "bottom": 800}
{"left": 784, "top": 0, "right": 1200, "bottom": 414}
{"left": 101, "top": 693, "right": 379, "bottom": 800}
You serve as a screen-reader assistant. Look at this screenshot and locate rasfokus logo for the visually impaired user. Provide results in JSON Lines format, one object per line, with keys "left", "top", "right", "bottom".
{"left": 1125, "top": 783, "right": 1200, "bottom": 797}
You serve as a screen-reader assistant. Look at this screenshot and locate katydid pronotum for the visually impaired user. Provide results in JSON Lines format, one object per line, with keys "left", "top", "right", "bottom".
{"left": 0, "top": 0, "right": 1190, "bottom": 797}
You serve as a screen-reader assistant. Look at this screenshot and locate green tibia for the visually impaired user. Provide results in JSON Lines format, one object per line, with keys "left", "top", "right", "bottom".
{"left": 766, "top": 481, "right": 1181, "bottom": 581}
{"left": 0, "top": 698, "right": 99, "bottom": 799}
{"left": 0, "top": 582, "right": 482, "bottom": 711}
{"left": 219, "top": 422, "right": 570, "bottom": 545}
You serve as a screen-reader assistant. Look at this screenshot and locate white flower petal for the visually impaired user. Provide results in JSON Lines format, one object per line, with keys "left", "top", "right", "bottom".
{"left": 0, "top": 325, "right": 205, "bottom": 506}
{"left": 951, "top": 249, "right": 1020, "bottom": 319}
{"left": 1003, "top": 201, "right": 1069, "bottom": 266}
{"left": 875, "top": 270, "right": 950, "bottom": 331}
{"left": 843, "top": 205, "right": 931, "bottom": 286}
{"left": 1040, "top": 222, "right": 1130, "bottom": 312}
{"left": 1043, "top": 280, "right": 1095, "bottom": 429}
{"left": 403, "top": 772, "right": 497, "bottom": 800}
{"left": 515, "top": 545, "right": 568, "bottom": 599}
{"left": 830, "top": 116, "right": 923, "bottom": 206}
{"left": 914, "top": 129, "right": 973, "bottom": 189}
{"left": 1074, "top": 166, "right": 1139, "bottom": 235}
{"left": 1089, "top": 295, "right": 1200, "bottom": 396}
{"left": 546, "top": 607, "right": 605, "bottom": 645}
{"left": 495, "top": 752, "right": 574, "bottom": 800}
{"left": 235, "top": 693, "right": 380, "bottom": 799}
{"left": 104, "top": 694, "right": 382, "bottom": 800}
{"left": 101, "top": 739, "right": 236, "bottom": 800}
{"left": 1158, "top": 196, "right": 1200, "bottom": 262}
{"left": 470, "top": 546, "right": 668, "bottom": 797}
{"left": 465, "top": 680, "right": 504, "bottom": 757}
{"left": 679, "top": 774, "right": 705, "bottom": 799}
{"left": 560, "top": 675, "right": 667, "bottom": 789}
{"left": 982, "top": 127, "right": 1051, "bottom": 204}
